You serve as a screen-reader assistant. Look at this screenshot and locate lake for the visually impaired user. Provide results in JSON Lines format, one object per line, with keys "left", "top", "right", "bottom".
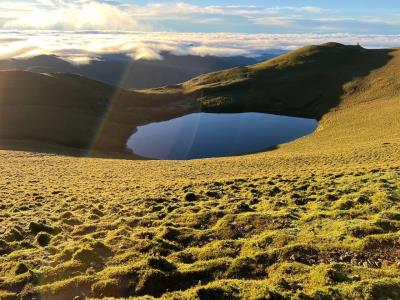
{"left": 127, "top": 112, "right": 318, "bottom": 160}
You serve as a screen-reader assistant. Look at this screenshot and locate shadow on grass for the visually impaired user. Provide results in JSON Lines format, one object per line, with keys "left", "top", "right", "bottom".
{"left": 199, "top": 45, "right": 394, "bottom": 120}
{"left": 0, "top": 44, "right": 394, "bottom": 158}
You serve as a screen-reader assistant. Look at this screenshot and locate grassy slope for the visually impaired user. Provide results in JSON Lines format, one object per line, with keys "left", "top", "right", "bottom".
{"left": 153, "top": 43, "right": 395, "bottom": 118}
{"left": 0, "top": 43, "right": 397, "bottom": 153}
{"left": 0, "top": 71, "right": 194, "bottom": 152}
{"left": 0, "top": 43, "right": 399, "bottom": 299}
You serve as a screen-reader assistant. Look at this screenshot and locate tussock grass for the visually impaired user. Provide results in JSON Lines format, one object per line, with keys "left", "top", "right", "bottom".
{"left": 0, "top": 43, "right": 399, "bottom": 298}
{"left": 0, "top": 159, "right": 398, "bottom": 298}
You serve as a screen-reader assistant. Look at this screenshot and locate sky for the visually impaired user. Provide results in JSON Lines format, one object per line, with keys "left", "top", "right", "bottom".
{"left": 2, "top": 0, "right": 400, "bottom": 33}
{"left": 0, "top": 0, "right": 400, "bottom": 62}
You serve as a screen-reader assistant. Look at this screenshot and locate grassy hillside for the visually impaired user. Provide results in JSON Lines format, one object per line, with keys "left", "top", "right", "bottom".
{"left": 0, "top": 43, "right": 397, "bottom": 153}
{"left": 0, "top": 43, "right": 399, "bottom": 299}
{"left": 0, "top": 71, "right": 195, "bottom": 152}
{"left": 0, "top": 53, "right": 261, "bottom": 89}
{"left": 162, "top": 43, "right": 392, "bottom": 118}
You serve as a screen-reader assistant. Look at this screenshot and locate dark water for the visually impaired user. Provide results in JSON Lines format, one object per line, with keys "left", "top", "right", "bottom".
{"left": 127, "top": 113, "right": 318, "bottom": 160}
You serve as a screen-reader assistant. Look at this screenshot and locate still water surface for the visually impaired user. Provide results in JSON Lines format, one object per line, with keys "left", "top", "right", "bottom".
{"left": 127, "top": 112, "right": 318, "bottom": 160}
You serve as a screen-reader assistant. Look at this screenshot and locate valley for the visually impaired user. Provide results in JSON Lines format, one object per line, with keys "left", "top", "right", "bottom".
{"left": 0, "top": 43, "right": 399, "bottom": 299}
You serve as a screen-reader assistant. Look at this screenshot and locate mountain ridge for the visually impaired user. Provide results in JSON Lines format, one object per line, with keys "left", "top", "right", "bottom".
{"left": 0, "top": 43, "right": 398, "bottom": 153}
{"left": 0, "top": 43, "right": 399, "bottom": 300}
{"left": 0, "top": 51, "right": 285, "bottom": 89}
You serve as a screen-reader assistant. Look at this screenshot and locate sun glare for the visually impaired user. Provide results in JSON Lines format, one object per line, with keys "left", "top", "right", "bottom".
{"left": 0, "top": 1, "right": 399, "bottom": 299}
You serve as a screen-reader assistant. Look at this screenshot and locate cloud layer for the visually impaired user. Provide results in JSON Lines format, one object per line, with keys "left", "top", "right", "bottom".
{"left": 1, "top": 2, "right": 326, "bottom": 30}
{"left": 2, "top": 1, "right": 400, "bottom": 34}
{"left": 1, "top": 30, "right": 400, "bottom": 64}
{"left": 2, "top": 1, "right": 142, "bottom": 30}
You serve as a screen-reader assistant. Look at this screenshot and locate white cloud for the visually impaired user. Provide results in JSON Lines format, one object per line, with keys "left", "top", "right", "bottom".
{"left": 0, "top": 31, "right": 400, "bottom": 64}
{"left": 197, "top": 5, "right": 324, "bottom": 16}
{"left": 254, "top": 17, "right": 295, "bottom": 26}
{"left": 0, "top": 41, "right": 37, "bottom": 60}
{"left": 2, "top": 0, "right": 398, "bottom": 35}
{"left": 1, "top": 1, "right": 328, "bottom": 30}
{"left": 3, "top": 1, "right": 143, "bottom": 30}
{"left": 294, "top": 6, "right": 324, "bottom": 14}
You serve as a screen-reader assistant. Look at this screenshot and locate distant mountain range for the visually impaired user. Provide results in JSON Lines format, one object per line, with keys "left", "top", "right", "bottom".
{"left": 0, "top": 43, "right": 397, "bottom": 154}
{"left": 0, "top": 50, "right": 287, "bottom": 89}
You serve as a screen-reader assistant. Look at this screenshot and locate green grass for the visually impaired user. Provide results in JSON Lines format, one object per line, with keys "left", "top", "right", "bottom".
{"left": 0, "top": 43, "right": 399, "bottom": 299}
{"left": 0, "top": 163, "right": 398, "bottom": 299}
{"left": 1, "top": 43, "right": 398, "bottom": 153}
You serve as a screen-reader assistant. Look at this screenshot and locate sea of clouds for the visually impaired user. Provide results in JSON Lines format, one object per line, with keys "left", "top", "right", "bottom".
{"left": 1, "top": 30, "right": 400, "bottom": 64}
{"left": 1, "top": 1, "right": 400, "bottom": 63}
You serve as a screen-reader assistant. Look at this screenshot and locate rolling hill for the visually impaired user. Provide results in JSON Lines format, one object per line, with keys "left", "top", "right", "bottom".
{"left": 151, "top": 43, "right": 394, "bottom": 117}
{"left": 0, "top": 43, "right": 399, "bottom": 299}
{"left": 0, "top": 52, "right": 282, "bottom": 89}
{"left": 0, "top": 70, "right": 196, "bottom": 152}
{"left": 0, "top": 43, "right": 398, "bottom": 153}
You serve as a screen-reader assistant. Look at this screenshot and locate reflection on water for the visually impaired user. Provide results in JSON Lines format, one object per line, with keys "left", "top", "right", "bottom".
{"left": 127, "top": 112, "right": 318, "bottom": 160}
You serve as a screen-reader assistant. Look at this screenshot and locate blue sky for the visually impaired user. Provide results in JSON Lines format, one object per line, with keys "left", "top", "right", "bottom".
{"left": 1, "top": 0, "right": 400, "bottom": 34}
{"left": 129, "top": 0, "right": 398, "bottom": 13}
{"left": 1, "top": 1, "right": 400, "bottom": 62}
{"left": 118, "top": 0, "right": 400, "bottom": 33}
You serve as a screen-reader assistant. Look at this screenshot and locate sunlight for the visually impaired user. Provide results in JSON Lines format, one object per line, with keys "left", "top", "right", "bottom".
{"left": 0, "top": 1, "right": 399, "bottom": 299}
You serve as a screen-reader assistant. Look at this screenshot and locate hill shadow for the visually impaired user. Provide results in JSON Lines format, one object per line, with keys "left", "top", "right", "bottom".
{"left": 0, "top": 44, "right": 394, "bottom": 159}
{"left": 198, "top": 44, "right": 394, "bottom": 120}
{"left": 0, "top": 140, "right": 149, "bottom": 160}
